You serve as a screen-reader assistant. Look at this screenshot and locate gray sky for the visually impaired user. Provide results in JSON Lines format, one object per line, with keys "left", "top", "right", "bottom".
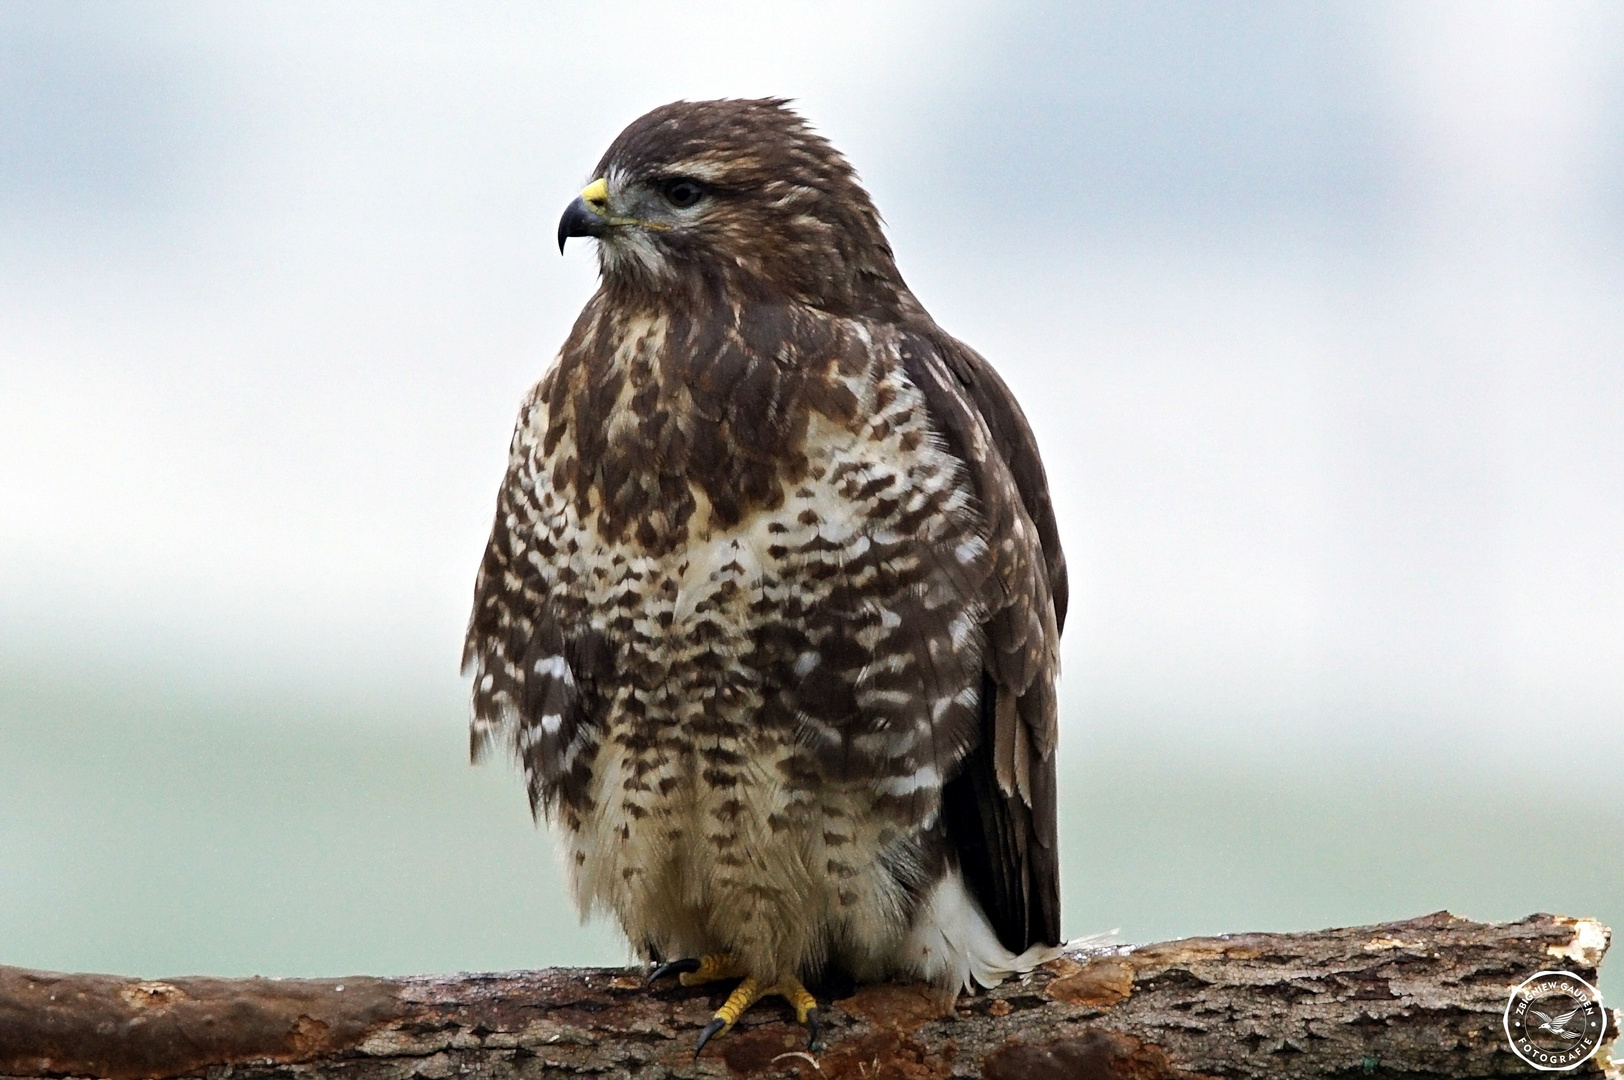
{"left": 2, "top": 1, "right": 1621, "bottom": 770}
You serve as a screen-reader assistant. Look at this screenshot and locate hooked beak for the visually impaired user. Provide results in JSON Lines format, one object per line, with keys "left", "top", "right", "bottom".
{"left": 557, "top": 177, "right": 611, "bottom": 253}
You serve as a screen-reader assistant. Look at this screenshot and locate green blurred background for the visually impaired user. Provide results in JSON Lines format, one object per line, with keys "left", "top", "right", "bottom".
{"left": 4, "top": 668, "right": 1618, "bottom": 1001}
{"left": 2, "top": 1, "right": 1620, "bottom": 1006}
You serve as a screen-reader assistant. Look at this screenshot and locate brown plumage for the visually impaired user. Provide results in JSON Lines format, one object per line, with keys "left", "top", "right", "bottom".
{"left": 464, "top": 99, "right": 1065, "bottom": 1021}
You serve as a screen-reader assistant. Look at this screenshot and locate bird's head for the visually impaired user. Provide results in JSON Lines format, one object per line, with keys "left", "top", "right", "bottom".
{"left": 558, "top": 98, "right": 907, "bottom": 316}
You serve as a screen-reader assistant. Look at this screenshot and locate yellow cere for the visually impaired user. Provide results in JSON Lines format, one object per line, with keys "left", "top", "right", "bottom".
{"left": 580, "top": 177, "right": 609, "bottom": 209}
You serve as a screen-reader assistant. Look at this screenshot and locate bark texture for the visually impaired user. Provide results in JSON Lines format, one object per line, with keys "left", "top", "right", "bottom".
{"left": 1, "top": 912, "right": 1616, "bottom": 1080}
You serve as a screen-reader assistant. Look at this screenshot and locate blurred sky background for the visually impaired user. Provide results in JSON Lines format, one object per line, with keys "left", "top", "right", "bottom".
{"left": 2, "top": 1, "right": 1621, "bottom": 995}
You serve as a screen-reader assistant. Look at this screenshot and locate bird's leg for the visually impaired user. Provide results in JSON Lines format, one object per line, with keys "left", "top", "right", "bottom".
{"left": 647, "top": 952, "right": 746, "bottom": 987}
{"left": 695, "top": 974, "right": 764, "bottom": 1053}
{"left": 768, "top": 976, "right": 822, "bottom": 1051}
{"left": 648, "top": 954, "right": 821, "bottom": 1053}
{"left": 694, "top": 973, "right": 822, "bottom": 1055}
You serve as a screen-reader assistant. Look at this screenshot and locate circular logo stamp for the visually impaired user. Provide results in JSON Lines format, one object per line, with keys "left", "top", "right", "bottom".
{"left": 1504, "top": 970, "right": 1608, "bottom": 1071}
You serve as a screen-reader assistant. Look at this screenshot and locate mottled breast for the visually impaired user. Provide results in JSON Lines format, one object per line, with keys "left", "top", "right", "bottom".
{"left": 465, "top": 298, "right": 997, "bottom": 880}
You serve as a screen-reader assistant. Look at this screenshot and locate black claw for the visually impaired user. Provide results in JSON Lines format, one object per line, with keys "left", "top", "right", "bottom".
{"left": 647, "top": 958, "right": 701, "bottom": 986}
{"left": 695, "top": 1016, "right": 727, "bottom": 1057}
{"left": 805, "top": 1007, "right": 823, "bottom": 1051}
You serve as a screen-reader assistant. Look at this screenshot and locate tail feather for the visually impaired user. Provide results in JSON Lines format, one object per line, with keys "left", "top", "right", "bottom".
{"left": 898, "top": 865, "right": 1065, "bottom": 997}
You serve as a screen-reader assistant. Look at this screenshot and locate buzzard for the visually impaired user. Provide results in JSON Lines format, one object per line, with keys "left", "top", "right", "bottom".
{"left": 464, "top": 99, "right": 1065, "bottom": 1050}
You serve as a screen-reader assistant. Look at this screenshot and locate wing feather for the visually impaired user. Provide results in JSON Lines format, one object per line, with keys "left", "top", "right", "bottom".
{"left": 899, "top": 328, "right": 1065, "bottom": 952}
{"left": 463, "top": 375, "right": 601, "bottom": 820}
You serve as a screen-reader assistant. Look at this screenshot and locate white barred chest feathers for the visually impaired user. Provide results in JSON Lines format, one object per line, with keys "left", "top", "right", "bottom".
{"left": 474, "top": 311, "right": 996, "bottom": 983}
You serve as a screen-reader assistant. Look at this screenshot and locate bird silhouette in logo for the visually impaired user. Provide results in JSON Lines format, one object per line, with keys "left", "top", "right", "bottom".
{"left": 1530, "top": 1007, "right": 1584, "bottom": 1040}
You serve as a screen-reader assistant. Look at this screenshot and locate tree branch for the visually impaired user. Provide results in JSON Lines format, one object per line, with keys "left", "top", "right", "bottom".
{"left": 1, "top": 912, "right": 1616, "bottom": 1078}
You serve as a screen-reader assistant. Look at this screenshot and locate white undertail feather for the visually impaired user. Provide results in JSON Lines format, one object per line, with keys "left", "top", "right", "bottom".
{"left": 896, "top": 865, "right": 1063, "bottom": 996}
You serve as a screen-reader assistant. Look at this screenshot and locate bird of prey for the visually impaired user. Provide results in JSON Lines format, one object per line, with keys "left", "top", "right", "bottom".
{"left": 1532, "top": 1008, "right": 1584, "bottom": 1040}
{"left": 464, "top": 98, "right": 1065, "bottom": 1051}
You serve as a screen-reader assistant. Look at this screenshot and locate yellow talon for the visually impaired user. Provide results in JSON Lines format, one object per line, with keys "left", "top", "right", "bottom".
{"left": 680, "top": 952, "right": 747, "bottom": 987}
{"left": 648, "top": 952, "right": 747, "bottom": 988}
{"left": 694, "top": 973, "right": 822, "bottom": 1055}
{"left": 769, "top": 978, "right": 818, "bottom": 1025}
{"left": 713, "top": 974, "right": 765, "bottom": 1032}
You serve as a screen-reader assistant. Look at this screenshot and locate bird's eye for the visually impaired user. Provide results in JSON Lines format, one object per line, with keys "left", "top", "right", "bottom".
{"left": 659, "top": 178, "right": 706, "bottom": 209}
